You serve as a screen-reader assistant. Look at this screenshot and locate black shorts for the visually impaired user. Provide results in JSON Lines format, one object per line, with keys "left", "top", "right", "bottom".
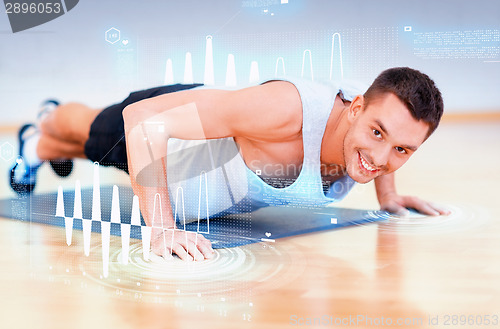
{"left": 84, "top": 83, "right": 203, "bottom": 173}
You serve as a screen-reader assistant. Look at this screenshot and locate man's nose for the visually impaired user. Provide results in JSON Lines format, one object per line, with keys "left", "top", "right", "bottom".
{"left": 371, "top": 144, "right": 392, "bottom": 168}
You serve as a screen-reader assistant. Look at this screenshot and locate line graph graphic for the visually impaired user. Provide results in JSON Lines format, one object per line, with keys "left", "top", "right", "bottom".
{"left": 55, "top": 162, "right": 211, "bottom": 278}
{"left": 162, "top": 33, "right": 346, "bottom": 87}
{"left": 164, "top": 58, "right": 174, "bottom": 85}
{"left": 225, "top": 54, "right": 237, "bottom": 86}
{"left": 330, "top": 33, "right": 344, "bottom": 80}
{"left": 301, "top": 49, "right": 314, "bottom": 80}
{"left": 249, "top": 61, "right": 260, "bottom": 83}
{"left": 204, "top": 35, "right": 215, "bottom": 85}
{"left": 184, "top": 52, "right": 194, "bottom": 84}
{"left": 275, "top": 57, "right": 286, "bottom": 77}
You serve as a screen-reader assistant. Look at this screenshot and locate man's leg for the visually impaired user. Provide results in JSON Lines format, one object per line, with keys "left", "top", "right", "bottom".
{"left": 10, "top": 83, "right": 203, "bottom": 194}
{"left": 38, "top": 103, "right": 101, "bottom": 160}
{"left": 9, "top": 102, "right": 104, "bottom": 194}
{"left": 37, "top": 132, "right": 88, "bottom": 160}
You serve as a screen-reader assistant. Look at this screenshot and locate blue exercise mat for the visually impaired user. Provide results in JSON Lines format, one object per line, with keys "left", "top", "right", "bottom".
{"left": 0, "top": 186, "right": 390, "bottom": 248}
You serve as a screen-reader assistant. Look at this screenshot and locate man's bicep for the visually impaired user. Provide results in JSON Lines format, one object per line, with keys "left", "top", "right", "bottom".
{"left": 214, "top": 81, "right": 302, "bottom": 138}
{"left": 124, "top": 89, "right": 236, "bottom": 140}
{"left": 124, "top": 81, "right": 300, "bottom": 140}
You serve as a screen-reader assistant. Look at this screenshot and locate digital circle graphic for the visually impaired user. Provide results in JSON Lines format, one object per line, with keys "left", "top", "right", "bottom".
{"left": 55, "top": 239, "right": 305, "bottom": 304}
{"left": 376, "top": 203, "right": 490, "bottom": 234}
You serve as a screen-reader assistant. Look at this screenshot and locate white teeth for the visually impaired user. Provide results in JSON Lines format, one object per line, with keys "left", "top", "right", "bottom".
{"left": 360, "top": 153, "right": 376, "bottom": 172}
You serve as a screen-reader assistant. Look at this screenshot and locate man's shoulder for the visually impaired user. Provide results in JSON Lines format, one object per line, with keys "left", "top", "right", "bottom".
{"left": 217, "top": 80, "right": 303, "bottom": 140}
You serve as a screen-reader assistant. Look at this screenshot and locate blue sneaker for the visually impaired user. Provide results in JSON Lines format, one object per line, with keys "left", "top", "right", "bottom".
{"left": 36, "top": 99, "right": 60, "bottom": 123}
{"left": 9, "top": 124, "right": 41, "bottom": 195}
{"left": 38, "top": 99, "right": 74, "bottom": 178}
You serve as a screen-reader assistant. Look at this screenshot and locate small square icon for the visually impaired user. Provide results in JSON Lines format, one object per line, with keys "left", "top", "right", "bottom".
{"left": 404, "top": 26, "right": 412, "bottom": 32}
{"left": 256, "top": 169, "right": 262, "bottom": 175}
{"left": 331, "top": 217, "right": 337, "bottom": 224}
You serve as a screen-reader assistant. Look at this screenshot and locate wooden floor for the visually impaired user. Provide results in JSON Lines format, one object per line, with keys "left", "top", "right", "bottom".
{"left": 1, "top": 121, "right": 499, "bottom": 329}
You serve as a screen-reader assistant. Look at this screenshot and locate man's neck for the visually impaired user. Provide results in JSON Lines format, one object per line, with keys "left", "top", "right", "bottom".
{"left": 320, "top": 95, "right": 351, "bottom": 169}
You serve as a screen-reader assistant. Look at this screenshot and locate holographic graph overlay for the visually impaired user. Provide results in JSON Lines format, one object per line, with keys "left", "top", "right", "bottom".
{"left": 141, "top": 28, "right": 397, "bottom": 88}
{"left": 204, "top": 35, "right": 215, "bottom": 86}
{"left": 47, "top": 239, "right": 303, "bottom": 307}
{"left": 105, "top": 26, "right": 136, "bottom": 91}
{"left": 149, "top": 188, "right": 207, "bottom": 257}
{"left": 275, "top": 56, "right": 286, "bottom": 77}
{"left": 105, "top": 27, "right": 120, "bottom": 45}
{"left": 378, "top": 203, "right": 490, "bottom": 235}
{"left": 301, "top": 49, "right": 313, "bottom": 80}
{"left": 55, "top": 168, "right": 192, "bottom": 277}
{"left": 169, "top": 173, "right": 211, "bottom": 234}
{"left": 164, "top": 138, "right": 251, "bottom": 239}
{"left": 330, "top": 33, "right": 344, "bottom": 80}
{"left": 127, "top": 99, "right": 251, "bottom": 224}
{"left": 249, "top": 61, "right": 260, "bottom": 83}
{"left": 225, "top": 54, "right": 237, "bottom": 86}
{"left": 412, "top": 29, "right": 500, "bottom": 60}
{"left": 54, "top": 162, "right": 154, "bottom": 277}
{"left": 36, "top": 240, "right": 306, "bottom": 322}
{"left": 57, "top": 137, "right": 254, "bottom": 277}
{"left": 127, "top": 102, "right": 205, "bottom": 184}
{"left": 166, "top": 37, "right": 259, "bottom": 87}
{"left": 164, "top": 58, "right": 174, "bottom": 85}
{"left": 184, "top": 52, "right": 194, "bottom": 84}
{"left": 241, "top": 0, "right": 288, "bottom": 9}
{"left": 0, "top": 141, "right": 15, "bottom": 162}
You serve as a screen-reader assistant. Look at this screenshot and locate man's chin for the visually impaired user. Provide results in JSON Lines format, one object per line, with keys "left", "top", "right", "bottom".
{"left": 351, "top": 176, "right": 374, "bottom": 184}
{"left": 346, "top": 168, "right": 375, "bottom": 184}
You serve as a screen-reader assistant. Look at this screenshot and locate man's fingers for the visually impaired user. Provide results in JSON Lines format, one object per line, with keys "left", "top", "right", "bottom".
{"left": 381, "top": 195, "right": 451, "bottom": 218}
{"left": 196, "top": 234, "right": 215, "bottom": 254}
{"left": 180, "top": 234, "right": 213, "bottom": 261}
{"left": 403, "top": 197, "right": 451, "bottom": 216}
{"left": 161, "top": 251, "right": 175, "bottom": 260}
{"left": 197, "top": 243, "right": 215, "bottom": 259}
{"left": 187, "top": 232, "right": 215, "bottom": 259}
{"left": 172, "top": 244, "right": 193, "bottom": 261}
{"left": 417, "top": 204, "right": 440, "bottom": 216}
{"left": 403, "top": 197, "right": 439, "bottom": 216}
{"left": 429, "top": 202, "right": 452, "bottom": 215}
{"left": 152, "top": 243, "right": 174, "bottom": 260}
{"left": 187, "top": 241, "right": 205, "bottom": 261}
{"left": 188, "top": 240, "right": 215, "bottom": 261}
{"left": 382, "top": 201, "right": 410, "bottom": 217}
{"left": 175, "top": 234, "right": 201, "bottom": 260}
{"left": 150, "top": 230, "right": 215, "bottom": 261}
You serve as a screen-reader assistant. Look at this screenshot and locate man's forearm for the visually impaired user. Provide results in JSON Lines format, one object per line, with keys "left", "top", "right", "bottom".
{"left": 374, "top": 172, "right": 397, "bottom": 203}
{"left": 123, "top": 106, "right": 175, "bottom": 230}
{"left": 130, "top": 160, "right": 175, "bottom": 229}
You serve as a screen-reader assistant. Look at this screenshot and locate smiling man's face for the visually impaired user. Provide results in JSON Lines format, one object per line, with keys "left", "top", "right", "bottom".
{"left": 343, "top": 92, "right": 431, "bottom": 184}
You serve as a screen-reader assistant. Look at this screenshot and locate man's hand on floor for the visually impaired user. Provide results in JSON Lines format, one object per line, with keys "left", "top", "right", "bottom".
{"left": 150, "top": 228, "right": 215, "bottom": 261}
{"left": 378, "top": 192, "right": 451, "bottom": 217}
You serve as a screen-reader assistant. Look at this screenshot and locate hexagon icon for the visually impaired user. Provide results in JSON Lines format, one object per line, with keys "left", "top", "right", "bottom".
{"left": 105, "top": 27, "right": 120, "bottom": 44}
{"left": 0, "top": 141, "right": 15, "bottom": 162}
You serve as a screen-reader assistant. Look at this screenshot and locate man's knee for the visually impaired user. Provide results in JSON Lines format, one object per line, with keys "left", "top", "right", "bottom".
{"left": 41, "top": 103, "right": 98, "bottom": 143}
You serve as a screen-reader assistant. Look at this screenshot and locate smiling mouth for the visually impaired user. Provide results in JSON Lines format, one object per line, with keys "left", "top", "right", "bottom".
{"left": 358, "top": 152, "right": 378, "bottom": 173}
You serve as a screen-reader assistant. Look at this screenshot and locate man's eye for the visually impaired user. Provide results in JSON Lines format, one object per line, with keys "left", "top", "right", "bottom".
{"left": 373, "top": 129, "right": 382, "bottom": 138}
{"left": 395, "top": 146, "right": 407, "bottom": 154}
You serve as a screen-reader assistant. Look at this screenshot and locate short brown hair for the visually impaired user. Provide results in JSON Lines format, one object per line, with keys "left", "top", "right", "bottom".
{"left": 364, "top": 67, "right": 444, "bottom": 137}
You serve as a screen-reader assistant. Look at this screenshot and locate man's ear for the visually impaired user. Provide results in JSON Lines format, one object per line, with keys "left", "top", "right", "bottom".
{"left": 347, "top": 95, "right": 364, "bottom": 124}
